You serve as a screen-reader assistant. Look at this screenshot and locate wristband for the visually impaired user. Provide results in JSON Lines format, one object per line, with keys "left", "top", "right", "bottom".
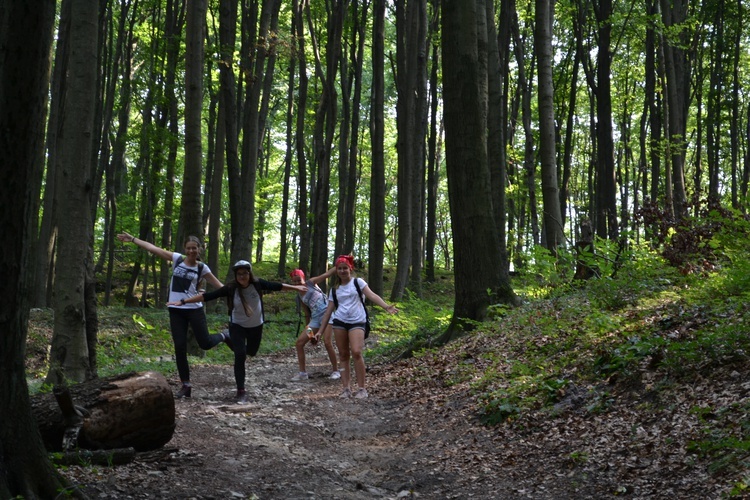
{"left": 180, "top": 299, "right": 186, "bottom": 305}
{"left": 131, "top": 237, "right": 136, "bottom": 243}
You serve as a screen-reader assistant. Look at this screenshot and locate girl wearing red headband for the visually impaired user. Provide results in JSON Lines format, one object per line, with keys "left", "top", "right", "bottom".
{"left": 319, "top": 255, "right": 398, "bottom": 399}
{"left": 290, "top": 267, "right": 340, "bottom": 381}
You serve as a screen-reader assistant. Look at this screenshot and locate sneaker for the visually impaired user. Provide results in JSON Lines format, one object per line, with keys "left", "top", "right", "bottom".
{"left": 175, "top": 385, "right": 192, "bottom": 399}
{"left": 338, "top": 388, "right": 352, "bottom": 399}
{"left": 329, "top": 370, "right": 341, "bottom": 380}
{"left": 236, "top": 390, "right": 248, "bottom": 404}
{"left": 291, "top": 372, "right": 309, "bottom": 381}
{"left": 353, "top": 388, "right": 368, "bottom": 399}
{"left": 221, "top": 330, "right": 234, "bottom": 351}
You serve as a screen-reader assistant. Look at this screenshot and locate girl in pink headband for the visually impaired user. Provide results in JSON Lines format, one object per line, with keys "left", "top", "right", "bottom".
{"left": 289, "top": 267, "right": 340, "bottom": 381}
{"left": 318, "top": 255, "right": 398, "bottom": 399}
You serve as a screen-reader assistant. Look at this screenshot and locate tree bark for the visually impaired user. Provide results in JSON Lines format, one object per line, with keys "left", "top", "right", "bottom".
{"left": 535, "top": 0, "right": 565, "bottom": 251}
{"left": 0, "top": 1, "right": 71, "bottom": 496}
{"left": 181, "top": 0, "right": 208, "bottom": 242}
{"left": 368, "top": 0, "right": 387, "bottom": 296}
{"left": 48, "top": 0, "right": 101, "bottom": 385}
{"left": 440, "top": 0, "right": 518, "bottom": 343}
{"left": 31, "top": 372, "right": 176, "bottom": 453}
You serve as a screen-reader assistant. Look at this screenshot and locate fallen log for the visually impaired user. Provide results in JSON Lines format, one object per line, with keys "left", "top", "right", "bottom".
{"left": 31, "top": 371, "right": 175, "bottom": 452}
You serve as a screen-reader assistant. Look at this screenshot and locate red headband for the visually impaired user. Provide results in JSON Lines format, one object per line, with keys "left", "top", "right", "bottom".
{"left": 335, "top": 255, "right": 355, "bottom": 269}
{"left": 290, "top": 269, "right": 305, "bottom": 280}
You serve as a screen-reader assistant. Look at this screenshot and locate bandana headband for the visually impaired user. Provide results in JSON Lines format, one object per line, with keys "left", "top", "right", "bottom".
{"left": 335, "top": 255, "right": 355, "bottom": 269}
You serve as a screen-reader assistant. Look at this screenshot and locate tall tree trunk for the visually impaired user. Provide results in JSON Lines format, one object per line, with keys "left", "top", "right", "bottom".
{"left": 659, "top": 0, "right": 690, "bottom": 219}
{"left": 279, "top": 26, "right": 296, "bottom": 276}
{"left": 534, "top": 0, "right": 564, "bottom": 250}
{"left": 425, "top": 2, "right": 440, "bottom": 284}
{"left": 392, "top": 0, "right": 428, "bottom": 301}
{"left": 32, "top": 0, "right": 73, "bottom": 309}
{"left": 309, "top": 0, "right": 345, "bottom": 276}
{"left": 368, "top": 0, "right": 386, "bottom": 296}
{"left": 440, "top": 0, "right": 518, "bottom": 343}
{"left": 593, "top": 0, "right": 618, "bottom": 240}
{"left": 47, "top": 0, "right": 100, "bottom": 385}
{"left": 0, "top": 1, "right": 71, "bottom": 496}
{"left": 181, "top": 0, "right": 207, "bottom": 241}
{"left": 294, "top": 0, "right": 311, "bottom": 272}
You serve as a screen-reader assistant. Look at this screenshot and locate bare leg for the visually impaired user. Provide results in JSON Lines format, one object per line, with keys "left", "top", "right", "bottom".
{"left": 348, "top": 328, "right": 366, "bottom": 389}
{"left": 334, "top": 327, "right": 350, "bottom": 390}
{"left": 294, "top": 329, "right": 310, "bottom": 372}
{"left": 322, "top": 324, "right": 338, "bottom": 372}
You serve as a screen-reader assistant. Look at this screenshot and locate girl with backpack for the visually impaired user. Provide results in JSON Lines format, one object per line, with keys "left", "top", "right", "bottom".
{"left": 319, "top": 255, "right": 398, "bottom": 399}
{"left": 117, "top": 232, "right": 232, "bottom": 399}
{"left": 289, "top": 267, "right": 340, "bottom": 381}
{"left": 170, "top": 260, "right": 305, "bottom": 404}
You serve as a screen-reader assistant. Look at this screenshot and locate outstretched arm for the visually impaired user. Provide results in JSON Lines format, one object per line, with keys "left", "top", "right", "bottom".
{"left": 362, "top": 284, "right": 398, "bottom": 314}
{"left": 117, "top": 232, "right": 173, "bottom": 262}
{"left": 202, "top": 271, "right": 223, "bottom": 290}
{"left": 166, "top": 293, "right": 205, "bottom": 307}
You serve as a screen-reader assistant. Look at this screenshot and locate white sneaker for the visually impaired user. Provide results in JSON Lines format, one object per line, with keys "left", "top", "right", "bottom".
{"left": 338, "top": 388, "right": 352, "bottom": 399}
{"left": 291, "top": 372, "right": 309, "bottom": 381}
{"left": 353, "top": 388, "right": 368, "bottom": 399}
{"left": 329, "top": 370, "right": 341, "bottom": 380}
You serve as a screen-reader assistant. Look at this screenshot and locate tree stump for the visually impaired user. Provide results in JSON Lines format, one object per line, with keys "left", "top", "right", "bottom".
{"left": 573, "top": 219, "right": 599, "bottom": 280}
{"left": 31, "top": 371, "right": 175, "bottom": 452}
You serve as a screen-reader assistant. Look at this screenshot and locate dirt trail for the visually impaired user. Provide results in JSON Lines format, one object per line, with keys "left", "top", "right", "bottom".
{"left": 58, "top": 344, "right": 675, "bottom": 499}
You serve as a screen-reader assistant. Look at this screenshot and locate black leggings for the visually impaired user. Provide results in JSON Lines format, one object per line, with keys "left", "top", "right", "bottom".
{"left": 169, "top": 307, "right": 224, "bottom": 382}
{"left": 228, "top": 323, "right": 263, "bottom": 390}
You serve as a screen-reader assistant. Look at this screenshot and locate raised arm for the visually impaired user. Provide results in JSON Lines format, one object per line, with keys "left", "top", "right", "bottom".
{"left": 309, "top": 265, "right": 336, "bottom": 286}
{"left": 117, "top": 232, "right": 173, "bottom": 262}
{"left": 362, "top": 284, "right": 398, "bottom": 314}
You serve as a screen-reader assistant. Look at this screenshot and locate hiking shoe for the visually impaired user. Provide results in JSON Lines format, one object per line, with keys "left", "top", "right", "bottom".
{"left": 175, "top": 385, "right": 192, "bottom": 399}
{"left": 236, "top": 390, "right": 248, "bottom": 404}
{"left": 353, "top": 388, "right": 368, "bottom": 399}
{"left": 329, "top": 370, "right": 341, "bottom": 380}
{"left": 291, "top": 372, "right": 309, "bottom": 381}
{"left": 221, "top": 330, "right": 234, "bottom": 351}
{"left": 338, "top": 388, "right": 352, "bottom": 399}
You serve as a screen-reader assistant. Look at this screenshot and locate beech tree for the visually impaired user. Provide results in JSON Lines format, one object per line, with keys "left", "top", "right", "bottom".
{"left": 0, "top": 0, "right": 75, "bottom": 496}
{"left": 440, "top": 0, "right": 518, "bottom": 342}
{"left": 47, "top": 0, "right": 101, "bottom": 385}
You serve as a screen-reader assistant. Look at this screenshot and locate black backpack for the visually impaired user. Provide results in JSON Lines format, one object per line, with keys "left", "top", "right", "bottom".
{"left": 331, "top": 279, "right": 371, "bottom": 338}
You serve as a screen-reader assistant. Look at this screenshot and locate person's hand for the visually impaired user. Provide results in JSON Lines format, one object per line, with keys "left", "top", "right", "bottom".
{"left": 385, "top": 304, "right": 398, "bottom": 314}
{"left": 117, "top": 232, "right": 135, "bottom": 243}
{"left": 166, "top": 300, "right": 181, "bottom": 306}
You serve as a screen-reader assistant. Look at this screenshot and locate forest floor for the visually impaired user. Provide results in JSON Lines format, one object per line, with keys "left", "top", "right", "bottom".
{"left": 54, "top": 334, "right": 749, "bottom": 500}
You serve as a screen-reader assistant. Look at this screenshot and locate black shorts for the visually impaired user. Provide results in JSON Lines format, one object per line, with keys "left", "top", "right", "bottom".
{"left": 331, "top": 318, "right": 367, "bottom": 332}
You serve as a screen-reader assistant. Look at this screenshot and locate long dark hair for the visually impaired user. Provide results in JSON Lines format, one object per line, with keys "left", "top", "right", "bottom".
{"left": 228, "top": 269, "right": 255, "bottom": 316}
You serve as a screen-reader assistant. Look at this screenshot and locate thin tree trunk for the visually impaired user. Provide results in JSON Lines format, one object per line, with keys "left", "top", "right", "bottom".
{"left": 368, "top": 0, "right": 386, "bottom": 296}
{"left": 535, "top": 0, "right": 564, "bottom": 250}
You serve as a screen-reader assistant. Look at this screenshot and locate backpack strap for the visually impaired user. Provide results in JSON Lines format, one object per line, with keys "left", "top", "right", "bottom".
{"left": 175, "top": 255, "right": 205, "bottom": 285}
{"left": 352, "top": 279, "right": 369, "bottom": 322}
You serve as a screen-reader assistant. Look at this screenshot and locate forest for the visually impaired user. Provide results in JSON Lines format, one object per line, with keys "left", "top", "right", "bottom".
{"left": 2, "top": 0, "right": 750, "bottom": 497}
